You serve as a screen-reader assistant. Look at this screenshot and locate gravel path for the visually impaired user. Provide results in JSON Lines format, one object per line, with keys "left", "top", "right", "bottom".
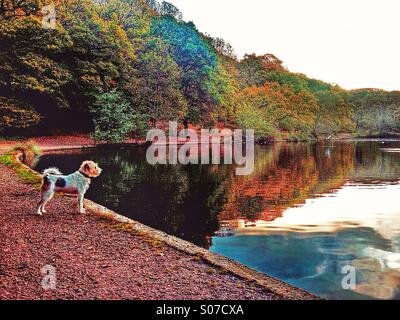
{"left": 0, "top": 164, "right": 277, "bottom": 300}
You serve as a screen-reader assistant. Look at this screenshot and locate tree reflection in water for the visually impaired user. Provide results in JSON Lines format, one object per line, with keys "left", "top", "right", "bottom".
{"left": 33, "top": 140, "right": 400, "bottom": 299}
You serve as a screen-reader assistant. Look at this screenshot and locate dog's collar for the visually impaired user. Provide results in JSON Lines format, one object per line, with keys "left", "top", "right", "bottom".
{"left": 77, "top": 171, "right": 92, "bottom": 179}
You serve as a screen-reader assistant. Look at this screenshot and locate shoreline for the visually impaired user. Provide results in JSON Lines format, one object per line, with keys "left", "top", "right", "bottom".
{"left": 0, "top": 148, "right": 319, "bottom": 300}
{"left": 2, "top": 133, "right": 400, "bottom": 155}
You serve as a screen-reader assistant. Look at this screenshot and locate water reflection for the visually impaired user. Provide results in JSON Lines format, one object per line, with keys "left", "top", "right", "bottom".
{"left": 32, "top": 140, "right": 400, "bottom": 299}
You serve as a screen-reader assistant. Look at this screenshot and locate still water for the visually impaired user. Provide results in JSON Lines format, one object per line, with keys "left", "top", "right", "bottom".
{"left": 33, "top": 140, "right": 400, "bottom": 300}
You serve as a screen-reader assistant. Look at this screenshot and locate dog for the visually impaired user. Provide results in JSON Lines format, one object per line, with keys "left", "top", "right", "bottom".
{"left": 37, "top": 161, "right": 102, "bottom": 216}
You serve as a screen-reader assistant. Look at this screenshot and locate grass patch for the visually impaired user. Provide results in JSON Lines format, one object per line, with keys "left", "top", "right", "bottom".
{"left": 207, "top": 268, "right": 217, "bottom": 275}
{"left": 0, "top": 141, "right": 42, "bottom": 187}
{"left": 0, "top": 136, "right": 25, "bottom": 141}
{"left": 110, "top": 222, "right": 135, "bottom": 233}
{"left": 96, "top": 212, "right": 116, "bottom": 222}
{"left": 10, "top": 140, "right": 42, "bottom": 157}
{"left": 192, "top": 255, "right": 203, "bottom": 262}
{"left": 143, "top": 237, "right": 165, "bottom": 248}
{"left": 129, "top": 227, "right": 165, "bottom": 247}
{"left": 218, "top": 266, "right": 229, "bottom": 275}
{"left": 135, "top": 230, "right": 165, "bottom": 248}
{"left": 108, "top": 222, "right": 165, "bottom": 248}
{"left": 0, "top": 153, "right": 41, "bottom": 187}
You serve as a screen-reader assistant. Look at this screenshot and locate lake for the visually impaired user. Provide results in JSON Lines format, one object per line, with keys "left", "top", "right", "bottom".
{"left": 32, "top": 140, "right": 400, "bottom": 300}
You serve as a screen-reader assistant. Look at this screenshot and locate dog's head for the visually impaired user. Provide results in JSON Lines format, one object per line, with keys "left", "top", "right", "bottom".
{"left": 79, "top": 161, "right": 102, "bottom": 178}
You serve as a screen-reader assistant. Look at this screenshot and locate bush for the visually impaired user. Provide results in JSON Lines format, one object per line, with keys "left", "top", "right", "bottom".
{"left": 91, "top": 90, "right": 135, "bottom": 143}
{"left": 1, "top": 141, "right": 42, "bottom": 183}
{"left": 236, "top": 103, "right": 278, "bottom": 142}
{"left": 11, "top": 140, "right": 41, "bottom": 156}
{"left": 10, "top": 141, "right": 42, "bottom": 167}
{"left": 0, "top": 152, "right": 41, "bottom": 186}
{"left": 287, "top": 131, "right": 314, "bottom": 142}
{"left": 357, "top": 110, "right": 400, "bottom": 136}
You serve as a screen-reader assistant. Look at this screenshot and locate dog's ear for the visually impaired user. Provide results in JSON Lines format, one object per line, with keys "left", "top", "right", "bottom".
{"left": 80, "top": 161, "right": 91, "bottom": 174}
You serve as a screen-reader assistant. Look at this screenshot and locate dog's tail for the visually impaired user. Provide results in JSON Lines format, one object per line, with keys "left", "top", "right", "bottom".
{"left": 42, "top": 168, "right": 62, "bottom": 177}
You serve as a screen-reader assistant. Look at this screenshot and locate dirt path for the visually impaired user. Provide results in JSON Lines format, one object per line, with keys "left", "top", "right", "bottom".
{"left": 0, "top": 135, "right": 148, "bottom": 155}
{"left": 0, "top": 135, "right": 94, "bottom": 154}
{"left": 0, "top": 164, "right": 277, "bottom": 300}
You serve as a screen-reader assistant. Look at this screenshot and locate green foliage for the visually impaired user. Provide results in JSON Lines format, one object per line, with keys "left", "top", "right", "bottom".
{"left": 350, "top": 89, "right": 400, "bottom": 136}
{"left": 236, "top": 102, "right": 277, "bottom": 141}
{"left": 136, "top": 38, "right": 187, "bottom": 122}
{"left": 151, "top": 16, "right": 217, "bottom": 123}
{"left": 265, "top": 70, "right": 310, "bottom": 93}
{"left": 0, "top": 15, "right": 73, "bottom": 111}
{"left": 206, "top": 57, "right": 239, "bottom": 125}
{"left": 11, "top": 140, "right": 42, "bottom": 156}
{"left": 91, "top": 90, "right": 135, "bottom": 143}
{"left": 0, "top": 152, "right": 41, "bottom": 186}
{"left": 238, "top": 54, "right": 284, "bottom": 88}
{"left": 357, "top": 111, "right": 399, "bottom": 136}
{"left": 59, "top": 0, "right": 138, "bottom": 110}
{"left": 313, "top": 88, "right": 355, "bottom": 135}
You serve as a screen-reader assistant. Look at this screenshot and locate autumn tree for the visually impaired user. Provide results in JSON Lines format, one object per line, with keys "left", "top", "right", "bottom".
{"left": 238, "top": 54, "right": 285, "bottom": 88}
{"left": 0, "top": 0, "right": 40, "bottom": 19}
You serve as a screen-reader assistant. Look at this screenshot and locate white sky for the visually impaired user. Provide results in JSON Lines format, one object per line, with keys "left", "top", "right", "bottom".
{"left": 167, "top": 0, "right": 400, "bottom": 91}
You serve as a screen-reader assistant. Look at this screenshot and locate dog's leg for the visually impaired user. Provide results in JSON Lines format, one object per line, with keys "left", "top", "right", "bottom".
{"left": 37, "top": 191, "right": 53, "bottom": 215}
{"left": 77, "top": 192, "right": 86, "bottom": 214}
{"left": 37, "top": 197, "right": 44, "bottom": 216}
{"left": 41, "top": 192, "right": 54, "bottom": 213}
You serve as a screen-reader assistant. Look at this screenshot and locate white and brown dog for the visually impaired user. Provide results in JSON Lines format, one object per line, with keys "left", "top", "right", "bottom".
{"left": 37, "top": 161, "right": 102, "bottom": 215}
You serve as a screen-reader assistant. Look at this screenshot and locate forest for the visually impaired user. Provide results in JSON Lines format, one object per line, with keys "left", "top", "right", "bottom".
{"left": 0, "top": 0, "right": 399, "bottom": 142}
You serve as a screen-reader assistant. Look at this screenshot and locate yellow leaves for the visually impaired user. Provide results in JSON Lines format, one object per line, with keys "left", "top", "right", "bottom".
{"left": 0, "top": 98, "right": 41, "bottom": 131}
{"left": 80, "top": 74, "right": 102, "bottom": 86}
{"left": 18, "top": 55, "right": 45, "bottom": 74}
{"left": 238, "top": 81, "right": 318, "bottom": 138}
{"left": 12, "top": 75, "right": 45, "bottom": 92}
{"left": 241, "top": 83, "right": 289, "bottom": 113}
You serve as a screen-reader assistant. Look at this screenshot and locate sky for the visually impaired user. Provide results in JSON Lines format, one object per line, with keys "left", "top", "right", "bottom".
{"left": 167, "top": 0, "right": 400, "bottom": 91}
